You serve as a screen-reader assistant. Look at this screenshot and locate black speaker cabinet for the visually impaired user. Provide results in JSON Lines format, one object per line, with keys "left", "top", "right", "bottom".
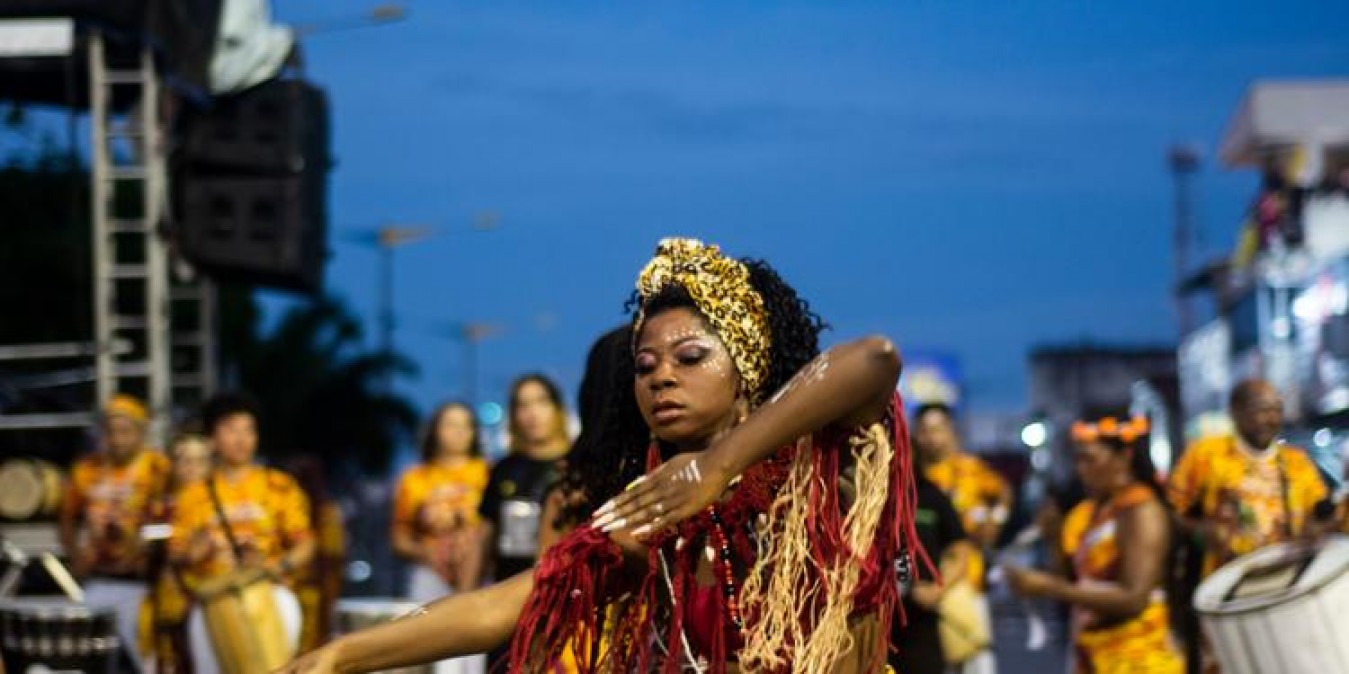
{"left": 178, "top": 173, "right": 327, "bottom": 293}
{"left": 182, "top": 78, "right": 330, "bottom": 173}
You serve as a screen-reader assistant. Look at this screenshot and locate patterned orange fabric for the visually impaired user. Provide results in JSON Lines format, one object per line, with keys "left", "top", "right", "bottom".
{"left": 393, "top": 460, "right": 488, "bottom": 587}
{"left": 393, "top": 460, "right": 490, "bottom": 538}
{"left": 1073, "top": 602, "right": 1183, "bottom": 674}
{"left": 62, "top": 449, "right": 171, "bottom": 574}
{"left": 169, "top": 466, "right": 313, "bottom": 588}
{"left": 1168, "top": 435, "right": 1328, "bottom": 576}
{"left": 1062, "top": 485, "right": 1154, "bottom": 578}
{"left": 1062, "top": 484, "right": 1184, "bottom": 674}
{"left": 923, "top": 452, "right": 1008, "bottom": 587}
{"left": 139, "top": 491, "right": 193, "bottom": 669}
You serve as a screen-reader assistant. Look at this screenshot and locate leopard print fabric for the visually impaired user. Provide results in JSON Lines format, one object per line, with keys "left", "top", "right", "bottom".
{"left": 635, "top": 237, "right": 772, "bottom": 403}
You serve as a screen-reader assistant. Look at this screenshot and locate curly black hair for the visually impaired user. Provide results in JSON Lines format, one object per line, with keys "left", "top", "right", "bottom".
{"left": 201, "top": 391, "right": 261, "bottom": 435}
{"left": 557, "top": 256, "right": 827, "bottom": 526}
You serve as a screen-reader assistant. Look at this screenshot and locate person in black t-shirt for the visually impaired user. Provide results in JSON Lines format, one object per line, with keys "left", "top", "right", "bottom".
{"left": 477, "top": 374, "right": 571, "bottom": 581}
{"left": 892, "top": 473, "right": 972, "bottom": 674}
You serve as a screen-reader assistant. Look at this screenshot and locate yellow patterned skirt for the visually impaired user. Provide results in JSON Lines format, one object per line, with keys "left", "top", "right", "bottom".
{"left": 1075, "top": 600, "right": 1184, "bottom": 674}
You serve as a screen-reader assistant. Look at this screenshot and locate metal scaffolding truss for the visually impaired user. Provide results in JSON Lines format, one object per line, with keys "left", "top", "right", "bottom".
{"left": 0, "top": 31, "right": 216, "bottom": 443}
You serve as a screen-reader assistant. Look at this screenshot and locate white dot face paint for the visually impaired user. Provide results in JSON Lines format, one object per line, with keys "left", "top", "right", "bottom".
{"left": 635, "top": 308, "right": 742, "bottom": 449}
{"left": 637, "top": 326, "right": 736, "bottom": 384}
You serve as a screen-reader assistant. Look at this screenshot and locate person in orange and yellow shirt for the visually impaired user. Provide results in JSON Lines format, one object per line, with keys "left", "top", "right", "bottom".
{"left": 1168, "top": 380, "right": 1330, "bottom": 578}
{"left": 60, "top": 393, "right": 171, "bottom": 673}
{"left": 1008, "top": 414, "right": 1184, "bottom": 674}
{"left": 913, "top": 403, "right": 1010, "bottom": 674}
{"left": 170, "top": 393, "right": 315, "bottom": 674}
{"left": 140, "top": 432, "right": 213, "bottom": 673}
{"left": 1168, "top": 379, "right": 1331, "bottom": 673}
{"left": 394, "top": 402, "right": 490, "bottom": 597}
{"left": 393, "top": 402, "right": 489, "bottom": 674}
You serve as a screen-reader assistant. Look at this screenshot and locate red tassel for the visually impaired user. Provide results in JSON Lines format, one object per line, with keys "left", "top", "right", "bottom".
{"left": 507, "top": 395, "right": 930, "bottom": 674}
{"left": 508, "top": 526, "right": 624, "bottom": 674}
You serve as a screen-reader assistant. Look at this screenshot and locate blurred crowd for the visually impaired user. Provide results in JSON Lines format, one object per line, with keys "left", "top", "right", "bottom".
{"left": 45, "top": 367, "right": 1349, "bottom": 674}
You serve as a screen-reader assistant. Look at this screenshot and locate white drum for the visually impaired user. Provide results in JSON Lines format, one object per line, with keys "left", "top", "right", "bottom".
{"left": 1194, "top": 534, "right": 1349, "bottom": 674}
{"left": 334, "top": 599, "right": 433, "bottom": 674}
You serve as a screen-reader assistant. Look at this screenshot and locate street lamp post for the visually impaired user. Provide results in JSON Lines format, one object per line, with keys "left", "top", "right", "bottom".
{"left": 456, "top": 322, "right": 505, "bottom": 405}
{"left": 293, "top": 3, "right": 409, "bottom": 37}
{"left": 375, "top": 225, "right": 433, "bottom": 355}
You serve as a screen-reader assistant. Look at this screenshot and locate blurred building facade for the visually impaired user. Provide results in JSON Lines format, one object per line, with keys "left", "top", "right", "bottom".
{"left": 1180, "top": 80, "right": 1349, "bottom": 486}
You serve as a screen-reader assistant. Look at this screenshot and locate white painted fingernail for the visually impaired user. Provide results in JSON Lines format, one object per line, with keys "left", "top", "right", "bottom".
{"left": 595, "top": 500, "right": 616, "bottom": 516}
{"left": 632, "top": 525, "right": 652, "bottom": 538}
{"left": 600, "top": 518, "right": 627, "bottom": 533}
{"left": 593, "top": 512, "right": 616, "bottom": 529}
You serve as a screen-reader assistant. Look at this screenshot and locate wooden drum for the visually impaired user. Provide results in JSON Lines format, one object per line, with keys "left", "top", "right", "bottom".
{"left": 195, "top": 568, "right": 294, "bottom": 674}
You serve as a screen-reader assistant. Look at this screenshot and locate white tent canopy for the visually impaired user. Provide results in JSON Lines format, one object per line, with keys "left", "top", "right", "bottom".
{"left": 1220, "top": 80, "right": 1349, "bottom": 167}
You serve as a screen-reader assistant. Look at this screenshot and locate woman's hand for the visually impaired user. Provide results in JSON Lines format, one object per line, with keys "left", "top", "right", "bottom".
{"left": 273, "top": 640, "right": 343, "bottom": 674}
{"left": 1005, "top": 565, "right": 1058, "bottom": 599}
{"left": 909, "top": 582, "right": 944, "bottom": 610}
{"left": 593, "top": 452, "right": 728, "bottom": 538}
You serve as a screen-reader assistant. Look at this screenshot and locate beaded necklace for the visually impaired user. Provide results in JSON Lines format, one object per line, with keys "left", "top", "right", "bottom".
{"left": 706, "top": 505, "right": 744, "bottom": 632}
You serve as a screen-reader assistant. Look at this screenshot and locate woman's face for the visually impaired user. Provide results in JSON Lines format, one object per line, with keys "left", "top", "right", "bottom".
{"left": 213, "top": 412, "right": 258, "bottom": 468}
{"left": 513, "top": 381, "right": 562, "bottom": 446}
{"left": 1073, "top": 440, "right": 1126, "bottom": 497}
{"left": 914, "top": 409, "right": 958, "bottom": 463}
{"left": 435, "top": 406, "right": 476, "bottom": 458}
{"left": 634, "top": 307, "right": 741, "bottom": 451}
{"left": 172, "top": 439, "right": 212, "bottom": 486}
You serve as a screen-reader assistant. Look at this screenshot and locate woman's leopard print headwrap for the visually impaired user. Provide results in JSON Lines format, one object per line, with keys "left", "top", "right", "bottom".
{"left": 635, "top": 237, "right": 771, "bottom": 403}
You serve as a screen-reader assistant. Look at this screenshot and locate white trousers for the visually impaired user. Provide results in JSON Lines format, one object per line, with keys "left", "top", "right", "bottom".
{"left": 407, "top": 564, "right": 486, "bottom": 674}
{"left": 86, "top": 578, "right": 149, "bottom": 672}
{"left": 187, "top": 584, "right": 302, "bottom": 674}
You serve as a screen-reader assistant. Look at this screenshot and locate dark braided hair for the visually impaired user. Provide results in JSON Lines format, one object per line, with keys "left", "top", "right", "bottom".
{"left": 558, "top": 256, "right": 827, "bottom": 526}
{"left": 556, "top": 326, "right": 648, "bottom": 528}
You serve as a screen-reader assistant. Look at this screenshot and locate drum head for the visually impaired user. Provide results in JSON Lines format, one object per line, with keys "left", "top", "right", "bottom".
{"left": 0, "top": 461, "right": 41, "bottom": 520}
{"left": 1196, "top": 535, "right": 1349, "bottom": 614}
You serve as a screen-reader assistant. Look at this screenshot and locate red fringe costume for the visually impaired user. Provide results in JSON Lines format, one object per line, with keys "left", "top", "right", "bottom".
{"left": 510, "top": 394, "right": 928, "bottom": 673}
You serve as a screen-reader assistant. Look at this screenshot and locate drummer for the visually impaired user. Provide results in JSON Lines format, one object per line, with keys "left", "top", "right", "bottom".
{"left": 59, "top": 393, "right": 172, "bottom": 672}
{"left": 1168, "top": 380, "right": 1330, "bottom": 577}
{"left": 169, "top": 393, "right": 315, "bottom": 674}
{"left": 1167, "top": 379, "right": 1330, "bottom": 672}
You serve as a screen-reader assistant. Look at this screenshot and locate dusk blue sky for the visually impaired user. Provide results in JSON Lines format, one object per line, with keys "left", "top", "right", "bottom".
{"left": 268, "top": 0, "right": 1349, "bottom": 420}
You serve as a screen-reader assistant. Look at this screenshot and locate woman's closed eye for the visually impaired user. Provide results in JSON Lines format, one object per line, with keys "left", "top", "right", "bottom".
{"left": 634, "top": 353, "right": 658, "bottom": 375}
{"left": 675, "top": 345, "right": 711, "bottom": 366}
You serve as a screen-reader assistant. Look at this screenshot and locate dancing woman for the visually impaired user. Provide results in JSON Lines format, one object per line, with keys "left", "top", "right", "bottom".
{"left": 1006, "top": 415, "right": 1185, "bottom": 674}
{"left": 279, "top": 238, "right": 922, "bottom": 674}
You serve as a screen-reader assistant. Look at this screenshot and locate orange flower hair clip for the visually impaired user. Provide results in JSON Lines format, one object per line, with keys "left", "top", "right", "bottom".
{"left": 1071, "top": 415, "right": 1150, "bottom": 444}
